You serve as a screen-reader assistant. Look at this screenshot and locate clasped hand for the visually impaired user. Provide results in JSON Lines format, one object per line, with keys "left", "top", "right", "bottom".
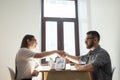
{"left": 56, "top": 50, "right": 67, "bottom": 58}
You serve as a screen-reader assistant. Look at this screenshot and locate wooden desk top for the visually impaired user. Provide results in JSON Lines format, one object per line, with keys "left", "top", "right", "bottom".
{"left": 40, "top": 69, "right": 93, "bottom": 80}
{"left": 40, "top": 69, "right": 90, "bottom": 72}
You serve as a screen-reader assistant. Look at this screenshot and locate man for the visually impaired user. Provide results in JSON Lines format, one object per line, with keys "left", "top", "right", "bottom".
{"left": 60, "top": 31, "right": 112, "bottom": 80}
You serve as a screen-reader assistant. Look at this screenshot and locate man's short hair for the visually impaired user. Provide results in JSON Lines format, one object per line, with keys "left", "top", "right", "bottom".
{"left": 87, "top": 31, "right": 100, "bottom": 41}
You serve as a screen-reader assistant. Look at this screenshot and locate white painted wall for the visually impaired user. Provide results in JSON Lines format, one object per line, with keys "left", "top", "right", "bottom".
{"left": 0, "top": 0, "right": 41, "bottom": 80}
{"left": 79, "top": 0, "right": 120, "bottom": 80}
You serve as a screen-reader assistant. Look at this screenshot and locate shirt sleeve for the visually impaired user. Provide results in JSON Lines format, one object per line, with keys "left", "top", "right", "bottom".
{"left": 20, "top": 48, "right": 36, "bottom": 58}
{"left": 91, "top": 51, "right": 109, "bottom": 70}
{"left": 78, "top": 54, "right": 88, "bottom": 64}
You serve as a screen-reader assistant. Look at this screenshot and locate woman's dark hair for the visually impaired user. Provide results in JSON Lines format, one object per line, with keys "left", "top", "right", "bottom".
{"left": 87, "top": 31, "right": 100, "bottom": 41}
{"left": 20, "top": 34, "right": 34, "bottom": 48}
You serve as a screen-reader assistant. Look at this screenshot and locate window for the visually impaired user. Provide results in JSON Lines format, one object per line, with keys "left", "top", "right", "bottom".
{"left": 44, "top": 0, "right": 75, "bottom": 18}
{"left": 41, "top": 0, "right": 80, "bottom": 63}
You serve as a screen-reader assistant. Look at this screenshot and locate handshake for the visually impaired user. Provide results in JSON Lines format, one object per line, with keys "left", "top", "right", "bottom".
{"left": 50, "top": 50, "right": 79, "bottom": 64}
{"left": 55, "top": 50, "right": 67, "bottom": 58}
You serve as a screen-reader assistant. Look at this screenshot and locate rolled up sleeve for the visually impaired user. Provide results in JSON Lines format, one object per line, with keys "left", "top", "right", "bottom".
{"left": 78, "top": 54, "right": 88, "bottom": 64}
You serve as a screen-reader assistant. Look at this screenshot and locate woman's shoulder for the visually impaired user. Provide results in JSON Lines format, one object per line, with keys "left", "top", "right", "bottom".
{"left": 18, "top": 48, "right": 31, "bottom": 53}
{"left": 19, "top": 48, "right": 29, "bottom": 51}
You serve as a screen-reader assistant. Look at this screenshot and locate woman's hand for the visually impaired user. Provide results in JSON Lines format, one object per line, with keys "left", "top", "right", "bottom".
{"left": 32, "top": 70, "right": 39, "bottom": 76}
{"left": 57, "top": 50, "right": 66, "bottom": 58}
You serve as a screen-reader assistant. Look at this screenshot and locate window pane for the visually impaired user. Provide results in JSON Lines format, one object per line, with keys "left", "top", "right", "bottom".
{"left": 63, "top": 22, "right": 75, "bottom": 56}
{"left": 78, "top": 0, "right": 88, "bottom": 55}
{"left": 46, "top": 21, "right": 57, "bottom": 61}
{"left": 44, "top": 0, "right": 75, "bottom": 18}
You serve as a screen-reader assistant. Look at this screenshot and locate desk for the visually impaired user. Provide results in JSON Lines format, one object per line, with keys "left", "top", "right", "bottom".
{"left": 40, "top": 70, "right": 93, "bottom": 80}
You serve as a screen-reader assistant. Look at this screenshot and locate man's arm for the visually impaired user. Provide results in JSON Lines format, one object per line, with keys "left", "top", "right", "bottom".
{"left": 75, "top": 64, "right": 94, "bottom": 71}
{"left": 65, "top": 53, "right": 79, "bottom": 64}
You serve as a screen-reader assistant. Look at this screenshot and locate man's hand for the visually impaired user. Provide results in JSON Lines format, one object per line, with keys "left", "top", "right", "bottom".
{"left": 75, "top": 64, "right": 84, "bottom": 71}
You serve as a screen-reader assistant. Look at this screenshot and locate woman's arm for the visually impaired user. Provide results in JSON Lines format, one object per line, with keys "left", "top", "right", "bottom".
{"left": 34, "top": 50, "right": 58, "bottom": 58}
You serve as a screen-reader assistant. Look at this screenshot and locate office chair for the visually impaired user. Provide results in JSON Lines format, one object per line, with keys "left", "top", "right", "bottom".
{"left": 8, "top": 67, "right": 15, "bottom": 80}
{"left": 111, "top": 67, "right": 116, "bottom": 79}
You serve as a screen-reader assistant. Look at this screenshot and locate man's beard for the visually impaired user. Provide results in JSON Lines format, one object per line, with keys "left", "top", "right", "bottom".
{"left": 87, "top": 41, "right": 94, "bottom": 49}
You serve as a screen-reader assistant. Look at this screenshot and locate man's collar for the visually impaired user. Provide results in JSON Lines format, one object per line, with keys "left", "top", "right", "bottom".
{"left": 89, "top": 45, "right": 101, "bottom": 54}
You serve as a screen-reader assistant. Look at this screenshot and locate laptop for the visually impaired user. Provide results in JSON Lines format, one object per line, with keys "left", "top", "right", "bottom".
{"left": 55, "top": 57, "right": 66, "bottom": 70}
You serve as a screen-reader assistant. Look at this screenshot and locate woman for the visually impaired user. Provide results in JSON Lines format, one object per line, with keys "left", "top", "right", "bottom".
{"left": 15, "top": 34, "right": 59, "bottom": 80}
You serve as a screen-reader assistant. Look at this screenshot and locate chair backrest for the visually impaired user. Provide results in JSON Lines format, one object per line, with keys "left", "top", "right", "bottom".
{"left": 8, "top": 67, "right": 15, "bottom": 80}
{"left": 111, "top": 67, "right": 116, "bottom": 78}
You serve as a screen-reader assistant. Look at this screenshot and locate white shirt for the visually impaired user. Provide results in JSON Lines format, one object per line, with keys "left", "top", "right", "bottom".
{"left": 16, "top": 48, "right": 36, "bottom": 80}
